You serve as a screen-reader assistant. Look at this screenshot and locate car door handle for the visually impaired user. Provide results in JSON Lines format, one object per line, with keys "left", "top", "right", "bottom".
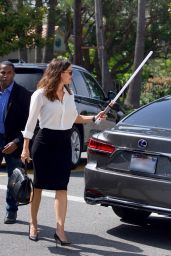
{"left": 98, "top": 104, "right": 104, "bottom": 110}
{"left": 75, "top": 98, "right": 81, "bottom": 103}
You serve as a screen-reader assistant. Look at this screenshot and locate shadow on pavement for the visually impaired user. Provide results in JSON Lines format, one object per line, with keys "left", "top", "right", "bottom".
{"left": 107, "top": 215, "right": 171, "bottom": 251}
{"left": 0, "top": 220, "right": 144, "bottom": 256}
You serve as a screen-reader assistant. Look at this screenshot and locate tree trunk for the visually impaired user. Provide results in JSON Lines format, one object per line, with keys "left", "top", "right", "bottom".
{"left": 94, "top": 0, "right": 115, "bottom": 93}
{"left": 19, "top": 49, "right": 27, "bottom": 62}
{"left": 73, "top": 0, "right": 82, "bottom": 65}
{"left": 43, "top": 0, "right": 57, "bottom": 63}
{"left": 17, "top": 0, "right": 28, "bottom": 62}
{"left": 35, "top": 0, "right": 43, "bottom": 63}
{"left": 125, "top": 0, "right": 146, "bottom": 108}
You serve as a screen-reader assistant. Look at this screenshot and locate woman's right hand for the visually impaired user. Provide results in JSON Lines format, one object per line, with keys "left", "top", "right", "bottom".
{"left": 21, "top": 148, "right": 32, "bottom": 163}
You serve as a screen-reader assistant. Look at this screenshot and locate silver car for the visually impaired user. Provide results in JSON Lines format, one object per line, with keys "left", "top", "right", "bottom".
{"left": 84, "top": 95, "right": 171, "bottom": 223}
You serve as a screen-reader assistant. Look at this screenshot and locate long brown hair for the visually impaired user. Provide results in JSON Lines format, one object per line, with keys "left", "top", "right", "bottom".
{"left": 37, "top": 58, "right": 72, "bottom": 101}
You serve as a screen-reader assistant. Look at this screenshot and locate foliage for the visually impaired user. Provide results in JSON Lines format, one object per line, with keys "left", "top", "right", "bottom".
{"left": 140, "top": 76, "right": 171, "bottom": 105}
{"left": 0, "top": 0, "right": 170, "bottom": 106}
{"left": 0, "top": 1, "right": 46, "bottom": 56}
{"left": 145, "top": 0, "right": 171, "bottom": 58}
{"left": 53, "top": 0, "right": 171, "bottom": 108}
{"left": 140, "top": 57, "right": 171, "bottom": 105}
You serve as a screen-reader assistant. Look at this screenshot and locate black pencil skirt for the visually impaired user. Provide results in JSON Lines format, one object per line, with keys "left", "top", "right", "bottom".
{"left": 31, "top": 128, "right": 72, "bottom": 190}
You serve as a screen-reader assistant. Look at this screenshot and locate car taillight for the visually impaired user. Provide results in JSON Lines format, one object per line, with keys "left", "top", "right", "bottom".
{"left": 88, "top": 138, "right": 116, "bottom": 153}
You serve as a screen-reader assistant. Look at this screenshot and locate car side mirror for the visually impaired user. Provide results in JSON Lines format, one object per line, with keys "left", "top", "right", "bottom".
{"left": 107, "top": 90, "right": 116, "bottom": 101}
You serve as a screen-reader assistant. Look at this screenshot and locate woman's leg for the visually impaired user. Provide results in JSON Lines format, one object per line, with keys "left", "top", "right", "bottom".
{"left": 54, "top": 190, "right": 68, "bottom": 241}
{"left": 30, "top": 188, "right": 42, "bottom": 236}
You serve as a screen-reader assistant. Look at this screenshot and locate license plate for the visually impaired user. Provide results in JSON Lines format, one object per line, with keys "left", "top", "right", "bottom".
{"left": 130, "top": 153, "right": 157, "bottom": 174}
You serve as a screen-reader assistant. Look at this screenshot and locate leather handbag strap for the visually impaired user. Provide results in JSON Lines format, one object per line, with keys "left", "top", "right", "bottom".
{"left": 22, "top": 161, "right": 29, "bottom": 174}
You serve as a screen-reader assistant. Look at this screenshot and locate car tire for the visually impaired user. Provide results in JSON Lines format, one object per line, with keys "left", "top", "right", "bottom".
{"left": 112, "top": 206, "right": 151, "bottom": 222}
{"left": 71, "top": 125, "right": 81, "bottom": 169}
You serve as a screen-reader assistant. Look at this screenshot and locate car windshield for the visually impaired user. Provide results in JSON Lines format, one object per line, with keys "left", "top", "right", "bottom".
{"left": 122, "top": 96, "right": 171, "bottom": 129}
{"left": 15, "top": 68, "right": 44, "bottom": 92}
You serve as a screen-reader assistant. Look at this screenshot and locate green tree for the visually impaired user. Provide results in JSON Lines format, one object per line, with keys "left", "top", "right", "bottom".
{"left": 95, "top": 0, "right": 114, "bottom": 92}
{"left": 35, "top": 0, "right": 44, "bottom": 62}
{"left": 125, "top": 0, "right": 146, "bottom": 108}
{"left": 73, "top": 0, "right": 82, "bottom": 65}
{"left": 0, "top": 0, "right": 45, "bottom": 59}
{"left": 0, "top": 0, "right": 170, "bottom": 104}
{"left": 44, "top": 0, "right": 58, "bottom": 62}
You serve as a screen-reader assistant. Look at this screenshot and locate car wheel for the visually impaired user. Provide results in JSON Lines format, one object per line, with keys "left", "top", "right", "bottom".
{"left": 71, "top": 126, "right": 81, "bottom": 169}
{"left": 112, "top": 206, "right": 151, "bottom": 222}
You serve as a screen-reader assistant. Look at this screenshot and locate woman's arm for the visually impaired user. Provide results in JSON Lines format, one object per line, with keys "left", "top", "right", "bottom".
{"left": 75, "top": 111, "right": 106, "bottom": 124}
{"left": 75, "top": 115, "right": 94, "bottom": 124}
{"left": 22, "top": 90, "right": 43, "bottom": 139}
{"left": 21, "top": 138, "right": 31, "bottom": 163}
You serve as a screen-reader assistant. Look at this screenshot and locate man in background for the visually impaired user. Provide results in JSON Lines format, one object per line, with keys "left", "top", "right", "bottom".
{"left": 0, "top": 61, "right": 31, "bottom": 224}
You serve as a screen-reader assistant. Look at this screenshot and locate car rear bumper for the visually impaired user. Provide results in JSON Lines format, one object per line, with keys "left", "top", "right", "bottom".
{"left": 84, "top": 164, "right": 171, "bottom": 215}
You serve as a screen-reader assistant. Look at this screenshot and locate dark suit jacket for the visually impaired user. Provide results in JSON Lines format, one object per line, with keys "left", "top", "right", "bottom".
{"left": 4, "top": 82, "right": 31, "bottom": 158}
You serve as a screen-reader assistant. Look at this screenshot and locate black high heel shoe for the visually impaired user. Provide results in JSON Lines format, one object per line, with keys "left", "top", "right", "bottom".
{"left": 54, "top": 233, "right": 71, "bottom": 246}
{"left": 29, "top": 224, "right": 38, "bottom": 242}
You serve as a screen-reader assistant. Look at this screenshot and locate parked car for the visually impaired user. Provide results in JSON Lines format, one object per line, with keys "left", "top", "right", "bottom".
{"left": 84, "top": 95, "right": 171, "bottom": 223}
{"left": 13, "top": 62, "right": 122, "bottom": 168}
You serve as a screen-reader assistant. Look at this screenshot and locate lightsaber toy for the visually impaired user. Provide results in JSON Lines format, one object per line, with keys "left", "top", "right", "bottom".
{"left": 95, "top": 51, "right": 153, "bottom": 124}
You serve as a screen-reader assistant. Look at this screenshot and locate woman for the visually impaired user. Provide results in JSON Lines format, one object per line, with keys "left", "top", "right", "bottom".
{"left": 21, "top": 59, "right": 106, "bottom": 245}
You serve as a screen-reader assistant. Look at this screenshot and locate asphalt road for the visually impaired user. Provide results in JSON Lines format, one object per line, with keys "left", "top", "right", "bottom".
{"left": 1, "top": 156, "right": 171, "bottom": 256}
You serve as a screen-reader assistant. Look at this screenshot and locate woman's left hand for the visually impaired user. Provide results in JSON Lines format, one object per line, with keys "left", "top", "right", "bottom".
{"left": 95, "top": 111, "right": 107, "bottom": 121}
{"left": 21, "top": 148, "right": 32, "bottom": 163}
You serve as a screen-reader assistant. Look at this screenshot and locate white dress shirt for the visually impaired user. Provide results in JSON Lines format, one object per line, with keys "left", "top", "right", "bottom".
{"left": 22, "top": 87, "right": 78, "bottom": 139}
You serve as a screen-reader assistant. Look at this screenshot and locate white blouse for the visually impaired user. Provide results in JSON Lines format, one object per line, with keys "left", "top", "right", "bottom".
{"left": 22, "top": 88, "right": 78, "bottom": 139}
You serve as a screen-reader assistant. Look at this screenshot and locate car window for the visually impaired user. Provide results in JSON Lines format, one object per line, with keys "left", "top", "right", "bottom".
{"left": 82, "top": 72, "right": 105, "bottom": 101}
{"left": 123, "top": 97, "right": 171, "bottom": 129}
{"left": 72, "top": 69, "right": 90, "bottom": 97}
{"left": 14, "top": 68, "right": 44, "bottom": 92}
{"left": 70, "top": 80, "right": 76, "bottom": 94}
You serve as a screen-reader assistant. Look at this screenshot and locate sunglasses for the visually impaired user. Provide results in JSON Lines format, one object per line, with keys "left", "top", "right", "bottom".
{"left": 63, "top": 70, "right": 73, "bottom": 76}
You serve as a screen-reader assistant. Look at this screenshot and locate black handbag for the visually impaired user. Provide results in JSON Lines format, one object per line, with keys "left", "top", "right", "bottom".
{"left": 8, "top": 166, "right": 33, "bottom": 206}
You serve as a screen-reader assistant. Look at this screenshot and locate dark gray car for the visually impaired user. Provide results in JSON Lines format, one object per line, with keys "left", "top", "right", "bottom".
{"left": 84, "top": 95, "right": 171, "bottom": 222}
{"left": 13, "top": 62, "right": 122, "bottom": 168}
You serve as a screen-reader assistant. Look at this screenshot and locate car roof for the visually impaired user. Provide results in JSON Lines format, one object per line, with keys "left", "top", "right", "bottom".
{"left": 13, "top": 62, "right": 88, "bottom": 72}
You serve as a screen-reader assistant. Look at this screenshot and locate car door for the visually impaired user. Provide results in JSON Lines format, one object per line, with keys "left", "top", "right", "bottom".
{"left": 72, "top": 68, "right": 116, "bottom": 144}
{"left": 81, "top": 70, "right": 117, "bottom": 136}
{"left": 72, "top": 68, "right": 103, "bottom": 145}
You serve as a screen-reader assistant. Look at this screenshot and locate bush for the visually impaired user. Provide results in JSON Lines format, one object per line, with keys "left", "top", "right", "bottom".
{"left": 140, "top": 76, "right": 171, "bottom": 105}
